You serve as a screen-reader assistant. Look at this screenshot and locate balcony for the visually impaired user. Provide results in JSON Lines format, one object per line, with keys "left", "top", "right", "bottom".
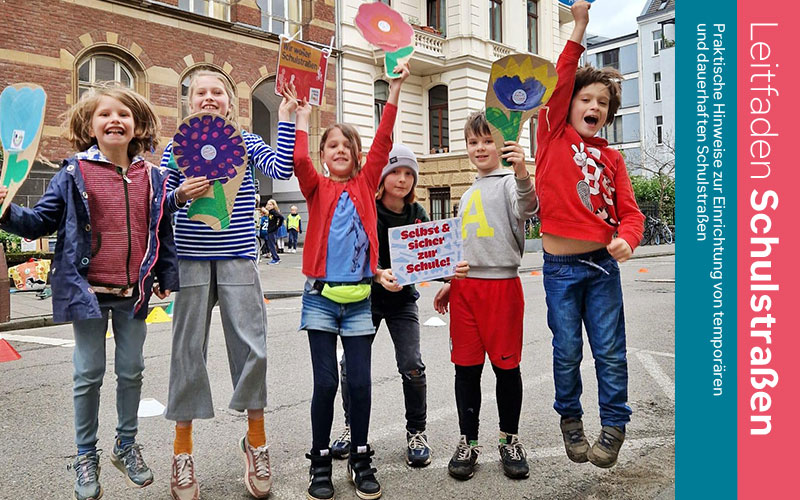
{"left": 413, "top": 27, "right": 445, "bottom": 57}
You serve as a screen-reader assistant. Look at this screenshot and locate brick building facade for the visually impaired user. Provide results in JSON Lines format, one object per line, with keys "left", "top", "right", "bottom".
{"left": 1, "top": 0, "right": 337, "bottom": 208}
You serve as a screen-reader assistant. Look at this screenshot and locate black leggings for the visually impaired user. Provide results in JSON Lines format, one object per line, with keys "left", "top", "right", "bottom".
{"left": 454, "top": 363, "right": 523, "bottom": 441}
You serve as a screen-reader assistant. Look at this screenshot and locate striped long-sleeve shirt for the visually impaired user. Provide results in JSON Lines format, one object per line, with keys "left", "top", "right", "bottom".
{"left": 161, "top": 123, "right": 295, "bottom": 259}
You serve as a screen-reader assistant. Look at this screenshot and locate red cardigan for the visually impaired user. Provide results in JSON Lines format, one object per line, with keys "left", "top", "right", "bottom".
{"left": 535, "top": 40, "right": 644, "bottom": 250}
{"left": 294, "top": 104, "right": 397, "bottom": 278}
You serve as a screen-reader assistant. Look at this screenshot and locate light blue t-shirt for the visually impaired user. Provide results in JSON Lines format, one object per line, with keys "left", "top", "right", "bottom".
{"left": 325, "top": 192, "right": 371, "bottom": 281}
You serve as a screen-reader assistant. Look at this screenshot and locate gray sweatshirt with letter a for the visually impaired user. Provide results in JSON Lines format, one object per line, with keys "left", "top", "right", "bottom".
{"left": 458, "top": 169, "right": 538, "bottom": 279}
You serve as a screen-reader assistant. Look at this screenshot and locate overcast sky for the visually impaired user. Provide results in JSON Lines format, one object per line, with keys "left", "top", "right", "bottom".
{"left": 586, "top": 0, "right": 649, "bottom": 38}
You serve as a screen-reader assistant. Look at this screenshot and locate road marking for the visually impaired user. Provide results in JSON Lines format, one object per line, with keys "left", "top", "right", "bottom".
{"left": 629, "top": 347, "right": 675, "bottom": 358}
{"left": 0, "top": 333, "right": 74, "bottom": 347}
{"left": 635, "top": 352, "right": 674, "bottom": 401}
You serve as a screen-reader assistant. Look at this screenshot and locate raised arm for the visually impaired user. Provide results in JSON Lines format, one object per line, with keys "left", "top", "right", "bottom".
{"left": 293, "top": 100, "right": 320, "bottom": 197}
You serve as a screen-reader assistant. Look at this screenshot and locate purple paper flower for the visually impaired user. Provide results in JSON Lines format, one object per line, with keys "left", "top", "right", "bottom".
{"left": 492, "top": 76, "right": 546, "bottom": 111}
{"left": 172, "top": 114, "right": 246, "bottom": 184}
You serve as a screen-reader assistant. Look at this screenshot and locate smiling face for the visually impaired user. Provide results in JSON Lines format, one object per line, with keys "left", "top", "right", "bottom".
{"left": 321, "top": 127, "right": 359, "bottom": 179}
{"left": 88, "top": 95, "right": 135, "bottom": 154}
{"left": 569, "top": 82, "right": 610, "bottom": 139}
{"left": 466, "top": 131, "right": 501, "bottom": 175}
{"left": 190, "top": 75, "right": 231, "bottom": 117}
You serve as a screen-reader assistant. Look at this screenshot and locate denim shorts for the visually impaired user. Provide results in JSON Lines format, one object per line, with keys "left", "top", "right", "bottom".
{"left": 300, "top": 280, "right": 375, "bottom": 336}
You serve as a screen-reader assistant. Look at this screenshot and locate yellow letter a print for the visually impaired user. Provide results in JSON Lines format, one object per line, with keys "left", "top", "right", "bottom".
{"left": 461, "top": 189, "right": 495, "bottom": 239}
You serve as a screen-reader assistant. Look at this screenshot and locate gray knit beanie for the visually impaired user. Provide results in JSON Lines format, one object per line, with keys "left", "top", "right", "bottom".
{"left": 379, "top": 143, "right": 419, "bottom": 188}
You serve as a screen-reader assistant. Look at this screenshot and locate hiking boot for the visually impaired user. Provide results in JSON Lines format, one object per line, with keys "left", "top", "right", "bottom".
{"left": 110, "top": 442, "right": 154, "bottom": 488}
{"left": 498, "top": 432, "right": 529, "bottom": 479}
{"left": 560, "top": 417, "right": 590, "bottom": 463}
{"left": 240, "top": 436, "right": 272, "bottom": 498}
{"left": 447, "top": 436, "right": 481, "bottom": 480}
{"left": 406, "top": 430, "right": 432, "bottom": 467}
{"left": 170, "top": 453, "right": 199, "bottom": 500}
{"left": 331, "top": 426, "right": 351, "bottom": 459}
{"left": 587, "top": 425, "right": 625, "bottom": 468}
{"left": 347, "top": 445, "right": 382, "bottom": 499}
{"left": 306, "top": 449, "right": 334, "bottom": 500}
{"left": 69, "top": 451, "right": 102, "bottom": 500}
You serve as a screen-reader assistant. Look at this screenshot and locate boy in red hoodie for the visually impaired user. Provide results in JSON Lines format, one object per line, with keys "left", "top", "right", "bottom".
{"left": 534, "top": 0, "right": 644, "bottom": 469}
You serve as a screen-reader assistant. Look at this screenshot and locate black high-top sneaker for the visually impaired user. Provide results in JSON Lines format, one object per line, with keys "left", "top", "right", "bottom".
{"left": 347, "top": 445, "right": 381, "bottom": 499}
{"left": 305, "top": 449, "right": 334, "bottom": 500}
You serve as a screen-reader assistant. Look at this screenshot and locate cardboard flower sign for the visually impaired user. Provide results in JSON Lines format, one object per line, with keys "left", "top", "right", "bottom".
{"left": 484, "top": 54, "right": 557, "bottom": 165}
{"left": 0, "top": 83, "right": 47, "bottom": 215}
{"left": 355, "top": 2, "right": 415, "bottom": 79}
{"left": 172, "top": 112, "right": 248, "bottom": 230}
{"left": 558, "top": 0, "right": 595, "bottom": 5}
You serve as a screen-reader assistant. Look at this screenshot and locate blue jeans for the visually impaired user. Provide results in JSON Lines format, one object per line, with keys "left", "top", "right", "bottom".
{"left": 340, "top": 298, "right": 427, "bottom": 432}
{"left": 72, "top": 295, "right": 146, "bottom": 451}
{"left": 288, "top": 229, "right": 299, "bottom": 250}
{"left": 543, "top": 248, "right": 631, "bottom": 427}
{"left": 266, "top": 231, "right": 279, "bottom": 261}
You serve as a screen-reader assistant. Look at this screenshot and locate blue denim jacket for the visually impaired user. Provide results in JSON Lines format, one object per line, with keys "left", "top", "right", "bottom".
{"left": 1, "top": 152, "right": 179, "bottom": 322}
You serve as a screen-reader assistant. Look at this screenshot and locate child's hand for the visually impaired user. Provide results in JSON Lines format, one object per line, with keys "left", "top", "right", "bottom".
{"left": 433, "top": 283, "right": 451, "bottom": 314}
{"left": 176, "top": 176, "right": 210, "bottom": 204}
{"left": 295, "top": 98, "right": 312, "bottom": 132}
{"left": 501, "top": 141, "right": 527, "bottom": 177}
{"left": 0, "top": 186, "right": 8, "bottom": 205}
{"left": 571, "top": 1, "right": 591, "bottom": 26}
{"left": 278, "top": 81, "right": 299, "bottom": 121}
{"left": 387, "top": 62, "right": 410, "bottom": 105}
{"left": 453, "top": 260, "right": 470, "bottom": 280}
{"left": 153, "top": 283, "right": 171, "bottom": 299}
{"left": 376, "top": 268, "right": 402, "bottom": 292}
{"left": 607, "top": 237, "right": 632, "bottom": 262}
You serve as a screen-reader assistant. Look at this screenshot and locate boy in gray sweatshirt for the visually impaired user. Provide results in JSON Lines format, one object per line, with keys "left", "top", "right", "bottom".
{"left": 433, "top": 111, "right": 538, "bottom": 481}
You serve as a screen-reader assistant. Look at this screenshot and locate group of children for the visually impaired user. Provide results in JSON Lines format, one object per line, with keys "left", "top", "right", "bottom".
{"left": 0, "top": 2, "right": 643, "bottom": 499}
{"left": 258, "top": 201, "right": 302, "bottom": 264}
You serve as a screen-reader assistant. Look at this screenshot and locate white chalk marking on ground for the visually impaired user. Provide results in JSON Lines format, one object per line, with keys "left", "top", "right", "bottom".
{"left": 423, "top": 316, "right": 447, "bottom": 327}
{"left": 137, "top": 398, "right": 165, "bottom": 418}
{"left": 0, "top": 333, "right": 74, "bottom": 347}
{"left": 628, "top": 347, "right": 675, "bottom": 359}
{"left": 635, "top": 352, "right": 674, "bottom": 401}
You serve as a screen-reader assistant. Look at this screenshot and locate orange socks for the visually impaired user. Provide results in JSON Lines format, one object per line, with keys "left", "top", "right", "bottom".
{"left": 247, "top": 417, "right": 266, "bottom": 448}
{"left": 174, "top": 423, "right": 193, "bottom": 455}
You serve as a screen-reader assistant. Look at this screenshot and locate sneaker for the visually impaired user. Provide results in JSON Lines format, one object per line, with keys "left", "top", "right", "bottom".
{"left": 69, "top": 451, "right": 102, "bottom": 500}
{"left": 268, "top": 259, "right": 280, "bottom": 265}
{"left": 498, "top": 432, "right": 529, "bottom": 479}
{"left": 240, "top": 436, "right": 272, "bottom": 498}
{"left": 587, "top": 425, "right": 625, "bottom": 468}
{"left": 331, "top": 426, "right": 351, "bottom": 459}
{"left": 447, "top": 436, "right": 481, "bottom": 480}
{"left": 306, "top": 449, "right": 334, "bottom": 500}
{"left": 170, "top": 453, "right": 199, "bottom": 500}
{"left": 110, "top": 442, "right": 154, "bottom": 488}
{"left": 560, "top": 417, "right": 590, "bottom": 463}
{"left": 406, "top": 430, "right": 432, "bottom": 467}
{"left": 347, "top": 445, "right": 381, "bottom": 500}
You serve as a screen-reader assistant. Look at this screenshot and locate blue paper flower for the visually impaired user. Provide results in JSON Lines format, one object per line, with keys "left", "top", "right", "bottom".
{"left": 492, "top": 76, "right": 546, "bottom": 111}
{"left": 0, "top": 86, "right": 47, "bottom": 152}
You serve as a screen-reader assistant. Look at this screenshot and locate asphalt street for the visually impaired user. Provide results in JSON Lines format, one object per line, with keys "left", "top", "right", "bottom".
{"left": 0, "top": 253, "right": 675, "bottom": 500}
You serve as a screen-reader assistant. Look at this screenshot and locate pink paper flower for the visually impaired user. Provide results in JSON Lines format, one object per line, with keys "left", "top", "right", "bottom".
{"left": 355, "top": 2, "right": 414, "bottom": 52}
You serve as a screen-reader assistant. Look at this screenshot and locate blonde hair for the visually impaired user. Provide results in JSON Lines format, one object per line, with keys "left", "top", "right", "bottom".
{"left": 186, "top": 69, "right": 238, "bottom": 122}
{"left": 267, "top": 199, "right": 279, "bottom": 211}
{"left": 62, "top": 83, "right": 160, "bottom": 158}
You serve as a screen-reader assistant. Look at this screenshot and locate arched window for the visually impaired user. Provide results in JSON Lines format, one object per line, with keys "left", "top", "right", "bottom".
{"left": 77, "top": 55, "right": 134, "bottom": 98}
{"left": 180, "top": 66, "right": 235, "bottom": 119}
{"left": 374, "top": 80, "right": 389, "bottom": 132}
{"left": 428, "top": 85, "right": 449, "bottom": 153}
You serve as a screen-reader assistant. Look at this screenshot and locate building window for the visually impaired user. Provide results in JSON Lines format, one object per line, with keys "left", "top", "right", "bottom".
{"left": 653, "top": 28, "right": 663, "bottom": 55}
{"left": 257, "top": 0, "right": 301, "bottom": 35}
{"left": 179, "top": 0, "right": 231, "bottom": 20}
{"left": 621, "top": 78, "right": 639, "bottom": 108}
{"left": 656, "top": 115, "right": 663, "bottom": 145}
{"left": 489, "top": 0, "right": 502, "bottom": 43}
{"left": 654, "top": 72, "right": 662, "bottom": 102}
{"left": 527, "top": 1, "right": 538, "bottom": 53}
{"left": 599, "top": 48, "right": 619, "bottom": 70}
{"left": 77, "top": 55, "right": 134, "bottom": 98}
{"left": 427, "top": 0, "right": 446, "bottom": 35}
{"left": 374, "top": 80, "right": 389, "bottom": 132}
{"left": 601, "top": 116, "right": 623, "bottom": 144}
{"left": 529, "top": 117, "right": 538, "bottom": 157}
{"left": 379, "top": 0, "right": 390, "bottom": 4}
{"left": 429, "top": 187, "right": 451, "bottom": 220}
{"left": 658, "top": 0, "right": 669, "bottom": 10}
{"left": 429, "top": 85, "right": 449, "bottom": 153}
{"left": 180, "top": 66, "right": 235, "bottom": 119}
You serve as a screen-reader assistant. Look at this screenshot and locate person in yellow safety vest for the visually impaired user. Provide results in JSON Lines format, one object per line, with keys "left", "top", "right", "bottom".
{"left": 285, "top": 205, "right": 302, "bottom": 253}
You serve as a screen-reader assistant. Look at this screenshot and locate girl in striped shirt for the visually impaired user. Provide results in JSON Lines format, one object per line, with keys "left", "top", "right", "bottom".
{"left": 161, "top": 69, "right": 298, "bottom": 500}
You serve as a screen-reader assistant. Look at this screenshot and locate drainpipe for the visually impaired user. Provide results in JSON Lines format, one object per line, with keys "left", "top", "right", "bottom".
{"left": 335, "top": 0, "right": 343, "bottom": 123}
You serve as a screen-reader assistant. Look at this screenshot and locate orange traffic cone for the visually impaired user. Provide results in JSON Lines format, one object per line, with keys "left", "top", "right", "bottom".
{"left": 0, "top": 338, "right": 21, "bottom": 363}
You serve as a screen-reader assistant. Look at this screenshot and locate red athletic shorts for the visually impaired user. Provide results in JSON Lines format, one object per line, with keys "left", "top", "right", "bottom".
{"left": 449, "top": 277, "right": 524, "bottom": 369}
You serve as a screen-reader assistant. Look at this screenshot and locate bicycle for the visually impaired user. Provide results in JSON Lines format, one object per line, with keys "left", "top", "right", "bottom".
{"left": 641, "top": 215, "right": 673, "bottom": 246}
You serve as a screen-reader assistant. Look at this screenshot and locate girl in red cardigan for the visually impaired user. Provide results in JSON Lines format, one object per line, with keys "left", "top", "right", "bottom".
{"left": 293, "top": 63, "right": 409, "bottom": 500}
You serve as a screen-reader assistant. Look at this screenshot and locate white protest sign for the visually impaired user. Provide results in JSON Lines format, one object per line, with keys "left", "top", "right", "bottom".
{"left": 388, "top": 218, "right": 462, "bottom": 286}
